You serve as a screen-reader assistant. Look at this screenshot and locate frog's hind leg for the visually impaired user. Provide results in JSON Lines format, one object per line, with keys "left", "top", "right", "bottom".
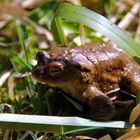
{"left": 83, "top": 85, "right": 115, "bottom": 120}
{"left": 122, "top": 64, "right": 140, "bottom": 95}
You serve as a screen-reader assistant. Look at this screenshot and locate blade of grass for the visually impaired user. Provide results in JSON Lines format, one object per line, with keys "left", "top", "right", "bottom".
{"left": 60, "top": 126, "right": 65, "bottom": 138}
{"left": 0, "top": 113, "right": 135, "bottom": 132}
{"left": 134, "top": 93, "right": 140, "bottom": 124}
{"left": 79, "top": 24, "right": 85, "bottom": 45}
{"left": 28, "top": 131, "right": 37, "bottom": 140}
{"left": 51, "top": 2, "right": 140, "bottom": 58}
{"left": 10, "top": 55, "right": 32, "bottom": 71}
{"left": 10, "top": 58, "right": 19, "bottom": 72}
{"left": 16, "top": 22, "right": 29, "bottom": 63}
{"left": 17, "top": 56, "right": 32, "bottom": 71}
{"left": 26, "top": 77, "right": 33, "bottom": 98}
{"left": 51, "top": 17, "right": 67, "bottom": 45}
{"left": 45, "top": 96, "right": 52, "bottom": 115}
{"left": 136, "top": 92, "right": 140, "bottom": 104}
{"left": 64, "top": 127, "right": 103, "bottom": 135}
{"left": 11, "top": 54, "right": 32, "bottom": 70}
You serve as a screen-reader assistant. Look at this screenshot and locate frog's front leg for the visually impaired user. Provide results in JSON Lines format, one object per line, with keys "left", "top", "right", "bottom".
{"left": 83, "top": 85, "right": 115, "bottom": 120}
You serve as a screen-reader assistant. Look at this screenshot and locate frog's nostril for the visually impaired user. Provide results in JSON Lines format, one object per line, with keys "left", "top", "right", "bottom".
{"left": 48, "top": 62, "right": 64, "bottom": 77}
{"left": 36, "top": 51, "right": 50, "bottom": 65}
{"left": 37, "top": 52, "right": 45, "bottom": 60}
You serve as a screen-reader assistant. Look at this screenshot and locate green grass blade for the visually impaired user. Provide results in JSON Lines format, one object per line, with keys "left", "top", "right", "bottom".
{"left": 16, "top": 23, "right": 29, "bottom": 63}
{"left": 0, "top": 113, "right": 135, "bottom": 132}
{"left": 51, "top": 2, "right": 140, "bottom": 57}
{"left": 64, "top": 127, "right": 103, "bottom": 135}
{"left": 26, "top": 77, "right": 33, "bottom": 98}
{"left": 51, "top": 17, "right": 67, "bottom": 45}
{"left": 17, "top": 56, "right": 32, "bottom": 71}
{"left": 136, "top": 92, "right": 140, "bottom": 104}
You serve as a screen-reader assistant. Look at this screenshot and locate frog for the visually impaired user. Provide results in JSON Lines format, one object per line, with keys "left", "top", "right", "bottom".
{"left": 32, "top": 44, "right": 140, "bottom": 120}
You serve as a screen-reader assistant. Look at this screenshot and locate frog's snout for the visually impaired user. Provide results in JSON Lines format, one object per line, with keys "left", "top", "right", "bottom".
{"left": 32, "top": 66, "right": 43, "bottom": 78}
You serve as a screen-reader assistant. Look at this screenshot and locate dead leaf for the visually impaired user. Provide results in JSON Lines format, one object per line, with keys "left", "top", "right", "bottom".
{"left": 117, "top": 128, "right": 140, "bottom": 140}
{"left": 0, "top": 3, "right": 29, "bottom": 17}
{"left": 129, "top": 103, "right": 140, "bottom": 123}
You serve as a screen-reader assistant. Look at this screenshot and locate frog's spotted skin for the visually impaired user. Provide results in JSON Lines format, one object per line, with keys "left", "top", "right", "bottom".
{"left": 32, "top": 44, "right": 140, "bottom": 120}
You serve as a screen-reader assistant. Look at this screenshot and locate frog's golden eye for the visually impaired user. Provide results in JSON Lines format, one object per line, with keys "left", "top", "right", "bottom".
{"left": 39, "top": 69, "right": 44, "bottom": 74}
{"left": 48, "top": 62, "right": 64, "bottom": 77}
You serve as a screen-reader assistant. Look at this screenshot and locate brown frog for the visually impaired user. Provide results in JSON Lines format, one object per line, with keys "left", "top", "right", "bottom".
{"left": 32, "top": 44, "right": 140, "bottom": 120}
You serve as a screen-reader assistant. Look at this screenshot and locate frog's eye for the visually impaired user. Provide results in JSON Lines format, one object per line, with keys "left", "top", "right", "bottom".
{"left": 36, "top": 51, "right": 50, "bottom": 65}
{"left": 48, "top": 61, "right": 64, "bottom": 77}
{"left": 39, "top": 69, "right": 45, "bottom": 74}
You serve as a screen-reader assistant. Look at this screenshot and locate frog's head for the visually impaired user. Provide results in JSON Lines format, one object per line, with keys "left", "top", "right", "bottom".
{"left": 32, "top": 49, "right": 83, "bottom": 87}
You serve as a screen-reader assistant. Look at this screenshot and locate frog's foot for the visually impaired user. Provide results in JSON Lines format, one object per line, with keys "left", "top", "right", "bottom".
{"left": 87, "top": 95, "right": 115, "bottom": 120}
{"left": 113, "top": 100, "right": 135, "bottom": 120}
{"left": 83, "top": 86, "right": 115, "bottom": 120}
{"left": 122, "top": 65, "right": 140, "bottom": 94}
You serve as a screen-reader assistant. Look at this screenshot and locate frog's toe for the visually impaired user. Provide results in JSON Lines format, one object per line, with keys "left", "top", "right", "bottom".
{"left": 88, "top": 95, "right": 115, "bottom": 120}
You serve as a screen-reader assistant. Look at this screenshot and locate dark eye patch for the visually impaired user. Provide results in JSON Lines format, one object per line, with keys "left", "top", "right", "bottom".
{"left": 49, "top": 59, "right": 66, "bottom": 65}
{"left": 65, "top": 59, "right": 90, "bottom": 72}
{"left": 66, "top": 60, "right": 81, "bottom": 68}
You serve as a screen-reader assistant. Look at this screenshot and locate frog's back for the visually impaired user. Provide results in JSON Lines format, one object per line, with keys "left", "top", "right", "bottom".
{"left": 70, "top": 44, "right": 140, "bottom": 94}
{"left": 70, "top": 44, "right": 129, "bottom": 70}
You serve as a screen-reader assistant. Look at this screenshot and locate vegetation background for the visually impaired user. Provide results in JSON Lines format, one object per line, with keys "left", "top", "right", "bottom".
{"left": 0, "top": 0, "right": 140, "bottom": 139}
